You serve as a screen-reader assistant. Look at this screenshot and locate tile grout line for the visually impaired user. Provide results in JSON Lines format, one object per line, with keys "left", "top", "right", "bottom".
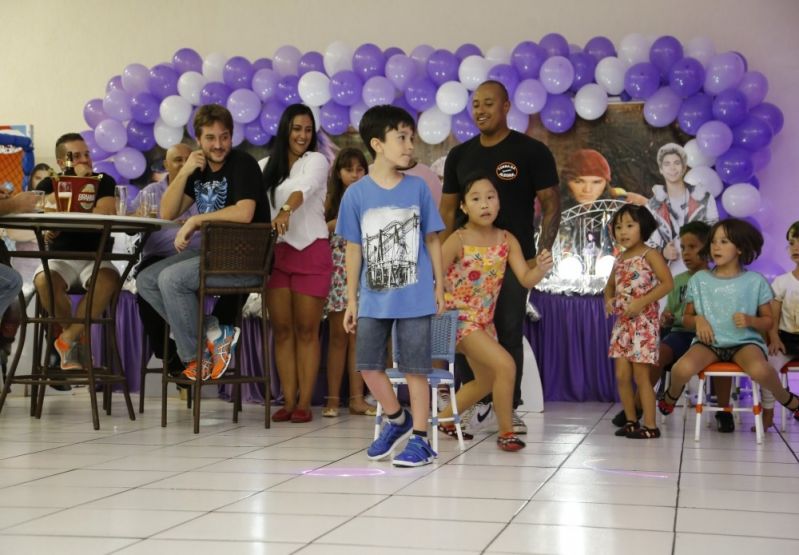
{"left": 671, "top": 403, "right": 689, "bottom": 555}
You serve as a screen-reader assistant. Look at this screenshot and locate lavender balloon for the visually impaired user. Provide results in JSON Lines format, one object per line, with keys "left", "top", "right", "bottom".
{"left": 540, "top": 33, "right": 570, "bottom": 58}
{"left": 513, "top": 79, "right": 548, "bottom": 114}
{"left": 649, "top": 36, "right": 683, "bottom": 76}
{"left": 172, "top": 48, "right": 203, "bottom": 74}
{"left": 704, "top": 52, "right": 746, "bottom": 95}
{"left": 148, "top": 64, "right": 179, "bottom": 100}
{"left": 114, "top": 147, "right": 147, "bottom": 180}
{"left": 223, "top": 56, "right": 254, "bottom": 90}
{"left": 83, "top": 131, "right": 110, "bottom": 161}
{"left": 130, "top": 92, "right": 160, "bottom": 124}
{"left": 427, "top": 49, "right": 459, "bottom": 85}
{"left": 584, "top": 36, "right": 616, "bottom": 62}
{"left": 711, "top": 89, "right": 748, "bottom": 127}
{"left": 83, "top": 99, "right": 107, "bottom": 128}
{"left": 330, "top": 70, "right": 363, "bottom": 107}
{"left": 539, "top": 56, "right": 574, "bottom": 94}
{"left": 227, "top": 89, "right": 261, "bottom": 124}
{"left": 540, "top": 94, "right": 575, "bottom": 133}
{"left": 106, "top": 75, "right": 123, "bottom": 93}
{"left": 410, "top": 44, "right": 435, "bottom": 74}
{"left": 353, "top": 43, "right": 386, "bottom": 80}
{"left": 320, "top": 101, "right": 350, "bottom": 135}
{"left": 362, "top": 76, "right": 395, "bottom": 107}
{"left": 200, "top": 82, "right": 232, "bottom": 106}
{"left": 624, "top": 63, "right": 660, "bottom": 100}
{"left": 94, "top": 118, "right": 128, "bottom": 153}
{"left": 643, "top": 87, "right": 681, "bottom": 127}
{"left": 487, "top": 64, "right": 520, "bottom": 97}
{"left": 385, "top": 55, "right": 417, "bottom": 91}
{"left": 103, "top": 89, "right": 132, "bottom": 121}
{"left": 677, "top": 93, "right": 713, "bottom": 135}
{"left": 511, "top": 41, "right": 547, "bottom": 79}
{"left": 668, "top": 57, "right": 705, "bottom": 98}
{"left": 696, "top": 120, "right": 734, "bottom": 157}
{"left": 251, "top": 69, "right": 280, "bottom": 102}
{"left": 298, "top": 51, "right": 324, "bottom": 76}
{"left": 737, "top": 71, "right": 768, "bottom": 108}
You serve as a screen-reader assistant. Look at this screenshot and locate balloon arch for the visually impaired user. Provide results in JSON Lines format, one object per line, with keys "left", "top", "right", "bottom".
{"left": 81, "top": 34, "right": 782, "bottom": 220}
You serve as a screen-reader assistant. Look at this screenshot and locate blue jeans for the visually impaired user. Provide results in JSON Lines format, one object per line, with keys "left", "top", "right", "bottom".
{"left": 0, "top": 264, "right": 22, "bottom": 317}
{"left": 135, "top": 249, "right": 261, "bottom": 363}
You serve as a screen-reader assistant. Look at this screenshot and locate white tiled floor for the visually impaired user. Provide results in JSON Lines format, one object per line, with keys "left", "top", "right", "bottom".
{"left": 0, "top": 391, "right": 797, "bottom": 554}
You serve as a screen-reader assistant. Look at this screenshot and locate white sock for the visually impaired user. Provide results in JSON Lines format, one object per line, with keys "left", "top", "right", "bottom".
{"left": 206, "top": 319, "right": 221, "bottom": 342}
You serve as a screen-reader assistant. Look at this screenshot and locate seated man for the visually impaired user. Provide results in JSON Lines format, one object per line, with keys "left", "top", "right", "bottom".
{"left": 136, "top": 105, "right": 269, "bottom": 381}
{"left": 34, "top": 133, "right": 119, "bottom": 369}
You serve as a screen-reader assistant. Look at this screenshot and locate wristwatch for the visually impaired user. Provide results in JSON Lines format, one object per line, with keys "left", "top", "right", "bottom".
{"left": 280, "top": 203, "right": 292, "bottom": 215}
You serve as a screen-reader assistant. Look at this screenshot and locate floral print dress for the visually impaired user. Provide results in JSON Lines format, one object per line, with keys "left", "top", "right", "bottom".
{"left": 324, "top": 234, "right": 348, "bottom": 314}
{"left": 444, "top": 231, "right": 509, "bottom": 344}
{"left": 608, "top": 250, "right": 660, "bottom": 364}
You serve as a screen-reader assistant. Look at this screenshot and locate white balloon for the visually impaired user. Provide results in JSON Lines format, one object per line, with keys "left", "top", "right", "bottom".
{"left": 684, "top": 139, "right": 716, "bottom": 168}
{"left": 297, "top": 71, "right": 331, "bottom": 106}
{"left": 324, "top": 41, "right": 353, "bottom": 76}
{"left": 574, "top": 83, "right": 609, "bottom": 120}
{"left": 417, "top": 107, "right": 452, "bottom": 145}
{"left": 685, "top": 36, "right": 716, "bottom": 68}
{"left": 202, "top": 52, "right": 227, "bottom": 82}
{"left": 722, "top": 182, "right": 761, "bottom": 218}
{"left": 153, "top": 117, "right": 185, "bottom": 149}
{"left": 594, "top": 57, "right": 626, "bottom": 95}
{"left": 618, "top": 33, "right": 651, "bottom": 66}
{"left": 458, "top": 55, "right": 491, "bottom": 91}
{"left": 435, "top": 81, "right": 468, "bottom": 115}
{"left": 486, "top": 45, "right": 511, "bottom": 65}
{"left": 349, "top": 101, "right": 369, "bottom": 129}
{"left": 307, "top": 104, "right": 321, "bottom": 131}
{"left": 684, "top": 166, "right": 723, "bottom": 197}
{"left": 177, "top": 71, "right": 207, "bottom": 105}
{"left": 159, "top": 95, "right": 192, "bottom": 128}
{"left": 507, "top": 105, "right": 530, "bottom": 133}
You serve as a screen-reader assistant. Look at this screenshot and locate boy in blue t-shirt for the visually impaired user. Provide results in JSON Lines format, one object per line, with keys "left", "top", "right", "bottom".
{"left": 336, "top": 105, "right": 444, "bottom": 467}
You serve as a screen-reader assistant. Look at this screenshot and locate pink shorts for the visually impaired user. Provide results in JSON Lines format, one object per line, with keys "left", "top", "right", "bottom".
{"left": 267, "top": 238, "right": 333, "bottom": 298}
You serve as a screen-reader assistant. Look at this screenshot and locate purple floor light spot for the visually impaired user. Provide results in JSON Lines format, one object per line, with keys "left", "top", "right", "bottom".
{"left": 303, "top": 468, "right": 386, "bottom": 478}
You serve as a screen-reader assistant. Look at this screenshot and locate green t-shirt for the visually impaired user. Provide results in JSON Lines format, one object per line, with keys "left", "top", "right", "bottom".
{"left": 666, "top": 271, "right": 693, "bottom": 332}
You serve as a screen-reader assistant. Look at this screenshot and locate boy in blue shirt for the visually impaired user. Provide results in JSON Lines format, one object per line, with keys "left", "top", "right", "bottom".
{"left": 336, "top": 105, "right": 444, "bottom": 467}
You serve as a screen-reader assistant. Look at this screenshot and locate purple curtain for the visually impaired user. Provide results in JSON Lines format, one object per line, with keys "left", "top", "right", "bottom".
{"left": 525, "top": 290, "right": 619, "bottom": 402}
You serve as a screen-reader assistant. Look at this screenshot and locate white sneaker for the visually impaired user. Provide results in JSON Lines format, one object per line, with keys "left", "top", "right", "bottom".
{"left": 463, "top": 402, "right": 498, "bottom": 434}
{"left": 512, "top": 410, "right": 528, "bottom": 434}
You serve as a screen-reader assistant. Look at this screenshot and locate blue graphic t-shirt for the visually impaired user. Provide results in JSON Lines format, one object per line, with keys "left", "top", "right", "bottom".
{"left": 686, "top": 269, "right": 773, "bottom": 352}
{"left": 183, "top": 149, "right": 269, "bottom": 223}
{"left": 336, "top": 175, "right": 444, "bottom": 319}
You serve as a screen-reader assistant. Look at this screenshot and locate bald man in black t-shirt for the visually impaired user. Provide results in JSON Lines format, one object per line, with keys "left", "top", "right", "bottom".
{"left": 440, "top": 80, "right": 560, "bottom": 434}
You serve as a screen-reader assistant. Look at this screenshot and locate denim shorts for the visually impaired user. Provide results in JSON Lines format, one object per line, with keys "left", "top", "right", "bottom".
{"left": 355, "top": 316, "right": 432, "bottom": 375}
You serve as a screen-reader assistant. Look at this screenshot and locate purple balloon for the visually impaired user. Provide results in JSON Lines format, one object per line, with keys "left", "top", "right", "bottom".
{"left": 716, "top": 147, "right": 754, "bottom": 183}
{"left": 704, "top": 52, "right": 746, "bottom": 95}
{"left": 385, "top": 55, "right": 417, "bottom": 91}
{"left": 487, "top": 64, "right": 520, "bottom": 97}
{"left": 93, "top": 160, "right": 122, "bottom": 183}
{"left": 540, "top": 94, "right": 575, "bottom": 133}
{"left": 353, "top": 43, "right": 386, "bottom": 80}
{"left": 750, "top": 147, "right": 771, "bottom": 173}
{"left": 83, "top": 99, "right": 107, "bottom": 128}
{"left": 696, "top": 120, "right": 734, "bottom": 156}
{"left": 737, "top": 71, "right": 768, "bottom": 108}
{"left": 103, "top": 89, "right": 132, "bottom": 121}
{"left": 748, "top": 102, "right": 784, "bottom": 135}
{"left": 540, "top": 33, "right": 569, "bottom": 58}
{"left": 511, "top": 41, "right": 547, "bottom": 79}
{"left": 624, "top": 63, "right": 661, "bottom": 100}
{"left": 200, "top": 82, "right": 232, "bottom": 106}
{"left": 252, "top": 58, "right": 273, "bottom": 72}
{"left": 276, "top": 75, "right": 300, "bottom": 105}
{"left": 251, "top": 68, "right": 279, "bottom": 102}
{"left": 298, "top": 51, "right": 324, "bottom": 76}
{"left": 404, "top": 77, "right": 437, "bottom": 112}
{"left": 455, "top": 43, "right": 482, "bottom": 61}
{"left": 712, "top": 89, "right": 749, "bottom": 127}
{"left": 172, "top": 48, "right": 203, "bottom": 74}
{"left": 733, "top": 116, "right": 773, "bottom": 151}
{"left": 130, "top": 92, "right": 160, "bottom": 124}
{"left": 223, "top": 56, "right": 254, "bottom": 90}
{"left": 259, "top": 100, "right": 284, "bottom": 136}
{"left": 320, "top": 101, "right": 350, "bottom": 135}
{"left": 649, "top": 36, "right": 683, "bottom": 77}
{"left": 330, "top": 70, "right": 363, "bottom": 106}
{"left": 584, "top": 36, "right": 616, "bottom": 62}
{"left": 452, "top": 109, "right": 479, "bottom": 143}
{"left": 148, "top": 64, "right": 179, "bottom": 100}
{"left": 126, "top": 121, "right": 155, "bottom": 151}
{"left": 392, "top": 95, "right": 418, "bottom": 121}
{"left": 678, "top": 93, "right": 713, "bottom": 135}
{"left": 244, "top": 120, "right": 271, "bottom": 146}
{"left": 668, "top": 57, "right": 705, "bottom": 98}
{"left": 568, "top": 52, "right": 597, "bottom": 92}
{"left": 643, "top": 87, "right": 681, "bottom": 127}
{"left": 362, "top": 76, "right": 395, "bottom": 107}
{"left": 106, "top": 75, "right": 123, "bottom": 93}
{"left": 383, "top": 46, "right": 405, "bottom": 59}
{"left": 426, "top": 49, "right": 459, "bottom": 85}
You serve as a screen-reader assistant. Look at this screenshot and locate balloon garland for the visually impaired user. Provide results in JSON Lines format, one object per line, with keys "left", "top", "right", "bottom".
{"left": 81, "top": 35, "right": 782, "bottom": 219}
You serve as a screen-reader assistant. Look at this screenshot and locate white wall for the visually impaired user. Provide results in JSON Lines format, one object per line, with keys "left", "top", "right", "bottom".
{"left": 4, "top": 0, "right": 798, "bottom": 263}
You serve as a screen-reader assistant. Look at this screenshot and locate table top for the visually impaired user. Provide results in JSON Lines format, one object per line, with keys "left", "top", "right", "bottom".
{"left": 0, "top": 212, "right": 179, "bottom": 232}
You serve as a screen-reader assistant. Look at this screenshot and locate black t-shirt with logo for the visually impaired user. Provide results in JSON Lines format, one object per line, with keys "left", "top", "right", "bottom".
{"left": 36, "top": 173, "right": 116, "bottom": 252}
{"left": 443, "top": 131, "right": 559, "bottom": 259}
{"left": 183, "top": 149, "right": 269, "bottom": 224}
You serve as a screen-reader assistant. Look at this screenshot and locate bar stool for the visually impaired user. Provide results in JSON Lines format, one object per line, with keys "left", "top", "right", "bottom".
{"left": 139, "top": 325, "right": 191, "bottom": 413}
{"left": 779, "top": 359, "right": 799, "bottom": 431}
{"left": 695, "top": 362, "right": 763, "bottom": 444}
{"left": 161, "top": 222, "right": 276, "bottom": 434}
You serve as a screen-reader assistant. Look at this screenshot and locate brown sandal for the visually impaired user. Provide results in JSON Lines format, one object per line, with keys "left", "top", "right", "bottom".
{"left": 626, "top": 426, "right": 661, "bottom": 439}
{"left": 615, "top": 421, "right": 639, "bottom": 436}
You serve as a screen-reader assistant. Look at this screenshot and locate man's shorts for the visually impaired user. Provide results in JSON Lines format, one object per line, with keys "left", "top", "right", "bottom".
{"left": 34, "top": 259, "right": 119, "bottom": 290}
{"left": 356, "top": 315, "right": 432, "bottom": 375}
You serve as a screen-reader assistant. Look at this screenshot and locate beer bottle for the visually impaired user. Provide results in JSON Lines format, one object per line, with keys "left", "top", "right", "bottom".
{"left": 63, "top": 152, "right": 76, "bottom": 176}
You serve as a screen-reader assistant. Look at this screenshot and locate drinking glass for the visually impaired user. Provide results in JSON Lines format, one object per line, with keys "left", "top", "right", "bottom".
{"left": 114, "top": 185, "right": 128, "bottom": 216}
{"left": 32, "top": 190, "right": 45, "bottom": 212}
{"left": 57, "top": 182, "right": 72, "bottom": 212}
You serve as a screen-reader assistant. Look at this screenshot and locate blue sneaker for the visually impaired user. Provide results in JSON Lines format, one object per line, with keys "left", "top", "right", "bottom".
{"left": 208, "top": 325, "right": 240, "bottom": 380}
{"left": 367, "top": 410, "right": 412, "bottom": 460}
{"left": 393, "top": 435, "right": 437, "bottom": 467}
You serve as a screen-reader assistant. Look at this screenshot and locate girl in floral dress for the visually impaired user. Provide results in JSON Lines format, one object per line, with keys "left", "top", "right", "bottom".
{"left": 437, "top": 176, "right": 552, "bottom": 451}
{"left": 323, "top": 148, "right": 375, "bottom": 417}
{"left": 604, "top": 205, "right": 673, "bottom": 439}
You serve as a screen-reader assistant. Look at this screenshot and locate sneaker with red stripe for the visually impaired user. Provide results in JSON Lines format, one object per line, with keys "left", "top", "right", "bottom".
{"left": 181, "top": 356, "right": 212, "bottom": 381}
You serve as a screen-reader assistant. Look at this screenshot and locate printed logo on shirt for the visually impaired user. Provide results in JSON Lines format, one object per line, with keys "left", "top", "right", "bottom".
{"left": 496, "top": 162, "right": 518, "bottom": 181}
{"left": 194, "top": 178, "right": 229, "bottom": 214}
{"left": 362, "top": 205, "right": 420, "bottom": 291}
